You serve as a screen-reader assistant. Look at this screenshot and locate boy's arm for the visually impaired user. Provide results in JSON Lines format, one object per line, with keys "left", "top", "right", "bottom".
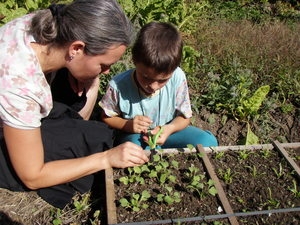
{"left": 148, "top": 115, "right": 190, "bottom": 146}
{"left": 101, "top": 111, "right": 152, "bottom": 134}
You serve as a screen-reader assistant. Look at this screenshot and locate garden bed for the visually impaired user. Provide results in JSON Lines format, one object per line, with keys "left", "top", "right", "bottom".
{"left": 105, "top": 141, "right": 300, "bottom": 225}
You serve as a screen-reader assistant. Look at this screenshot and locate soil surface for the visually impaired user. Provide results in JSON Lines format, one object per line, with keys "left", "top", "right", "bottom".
{"left": 196, "top": 107, "right": 300, "bottom": 146}
{"left": 110, "top": 144, "right": 300, "bottom": 225}
{"left": 112, "top": 152, "right": 228, "bottom": 224}
{"left": 209, "top": 147, "right": 300, "bottom": 225}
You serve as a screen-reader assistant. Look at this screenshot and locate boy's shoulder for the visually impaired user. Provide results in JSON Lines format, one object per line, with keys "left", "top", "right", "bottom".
{"left": 170, "top": 67, "right": 186, "bottom": 82}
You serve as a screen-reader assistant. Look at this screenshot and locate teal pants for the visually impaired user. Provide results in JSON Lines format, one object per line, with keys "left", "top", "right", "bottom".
{"left": 114, "top": 126, "right": 218, "bottom": 149}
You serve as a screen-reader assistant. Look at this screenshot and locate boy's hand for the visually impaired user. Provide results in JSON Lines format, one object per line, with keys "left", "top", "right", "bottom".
{"left": 143, "top": 126, "right": 168, "bottom": 147}
{"left": 132, "top": 115, "right": 153, "bottom": 133}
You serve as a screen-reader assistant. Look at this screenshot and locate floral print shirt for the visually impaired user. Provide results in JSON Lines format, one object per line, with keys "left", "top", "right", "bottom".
{"left": 0, "top": 13, "right": 52, "bottom": 129}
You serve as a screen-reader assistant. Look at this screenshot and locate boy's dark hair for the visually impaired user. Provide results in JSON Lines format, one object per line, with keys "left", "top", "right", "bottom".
{"left": 132, "top": 22, "right": 183, "bottom": 74}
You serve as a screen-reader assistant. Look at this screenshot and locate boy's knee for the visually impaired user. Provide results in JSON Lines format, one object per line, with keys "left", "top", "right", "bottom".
{"left": 201, "top": 131, "right": 218, "bottom": 147}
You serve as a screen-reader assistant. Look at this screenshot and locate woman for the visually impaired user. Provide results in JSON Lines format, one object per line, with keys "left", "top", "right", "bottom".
{"left": 0, "top": 0, "right": 148, "bottom": 208}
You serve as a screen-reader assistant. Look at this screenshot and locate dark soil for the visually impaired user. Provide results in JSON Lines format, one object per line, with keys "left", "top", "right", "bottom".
{"left": 209, "top": 148, "right": 300, "bottom": 225}
{"left": 113, "top": 152, "right": 226, "bottom": 224}
{"left": 109, "top": 144, "right": 300, "bottom": 225}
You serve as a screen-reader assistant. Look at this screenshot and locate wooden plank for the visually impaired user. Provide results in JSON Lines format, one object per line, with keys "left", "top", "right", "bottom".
{"left": 196, "top": 144, "right": 239, "bottom": 225}
{"left": 105, "top": 168, "right": 117, "bottom": 225}
{"left": 273, "top": 140, "right": 300, "bottom": 180}
{"left": 146, "top": 142, "right": 300, "bottom": 155}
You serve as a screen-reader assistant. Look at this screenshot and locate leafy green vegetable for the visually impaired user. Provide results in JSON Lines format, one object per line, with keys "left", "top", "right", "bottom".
{"left": 148, "top": 126, "right": 164, "bottom": 149}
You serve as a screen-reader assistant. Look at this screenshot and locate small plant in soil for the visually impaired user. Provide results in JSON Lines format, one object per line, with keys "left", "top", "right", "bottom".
{"left": 245, "top": 165, "right": 258, "bottom": 177}
{"left": 114, "top": 151, "right": 222, "bottom": 222}
{"left": 213, "top": 150, "right": 225, "bottom": 160}
{"left": 156, "top": 186, "right": 181, "bottom": 205}
{"left": 119, "top": 190, "right": 151, "bottom": 212}
{"left": 118, "top": 165, "right": 150, "bottom": 185}
{"left": 147, "top": 154, "right": 178, "bottom": 186}
{"left": 238, "top": 149, "right": 252, "bottom": 160}
{"left": 185, "top": 164, "right": 217, "bottom": 198}
{"left": 289, "top": 180, "right": 300, "bottom": 198}
{"left": 260, "top": 187, "right": 280, "bottom": 209}
{"left": 218, "top": 168, "right": 235, "bottom": 184}
{"left": 260, "top": 148, "right": 272, "bottom": 158}
{"left": 272, "top": 162, "right": 284, "bottom": 178}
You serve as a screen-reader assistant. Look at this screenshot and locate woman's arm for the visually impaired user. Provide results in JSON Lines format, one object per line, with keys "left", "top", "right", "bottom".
{"left": 3, "top": 124, "right": 148, "bottom": 190}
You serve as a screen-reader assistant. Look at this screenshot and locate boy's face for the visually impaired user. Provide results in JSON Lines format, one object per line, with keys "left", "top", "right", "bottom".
{"left": 135, "top": 63, "right": 172, "bottom": 96}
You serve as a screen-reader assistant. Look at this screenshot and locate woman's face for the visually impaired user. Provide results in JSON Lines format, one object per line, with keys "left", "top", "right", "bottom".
{"left": 68, "top": 44, "right": 127, "bottom": 82}
{"left": 135, "top": 63, "right": 172, "bottom": 96}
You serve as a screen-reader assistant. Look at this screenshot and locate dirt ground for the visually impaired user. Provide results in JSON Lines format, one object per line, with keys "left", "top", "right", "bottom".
{"left": 112, "top": 146, "right": 300, "bottom": 224}
{"left": 0, "top": 107, "right": 299, "bottom": 225}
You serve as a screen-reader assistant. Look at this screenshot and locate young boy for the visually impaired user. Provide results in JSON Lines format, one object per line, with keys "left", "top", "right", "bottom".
{"left": 99, "top": 22, "right": 218, "bottom": 149}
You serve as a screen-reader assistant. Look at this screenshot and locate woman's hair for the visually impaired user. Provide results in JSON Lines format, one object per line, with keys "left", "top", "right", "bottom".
{"left": 29, "top": 0, "right": 133, "bottom": 55}
{"left": 132, "top": 22, "right": 183, "bottom": 74}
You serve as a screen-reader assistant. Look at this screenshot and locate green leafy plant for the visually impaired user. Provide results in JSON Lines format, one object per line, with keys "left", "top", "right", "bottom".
{"left": 213, "top": 150, "right": 225, "bottom": 160}
{"left": 119, "top": 165, "right": 150, "bottom": 185}
{"left": 73, "top": 193, "right": 90, "bottom": 212}
{"left": 245, "top": 165, "right": 258, "bottom": 177}
{"left": 260, "top": 148, "right": 272, "bottom": 158}
{"left": 148, "top": 160, "right": 177, "bottom": 186}
{"left": 218, "top": 168, "right": 234, "bottom": 184}
{"left": 184, "top": 164, "right": 217, "bottom": 198}
{"left": 119, "top": 190, "right": 151, "bottom": 212}
{"left": 236, "top": 85, "right": 270, "bottom": 121}
{"left": 272, "top": 162, "right": 284, "bottom": 179}
{"left": 0, "top": 0, "right": 63, "bottom": 25}
{"left": 51, "top": 208, "right": 62, "bottom": 225}
{"left": 238, "top": 149, "right": 252, "bottom": 160}
{"left": 262, "top": 187, "right": 280, "bottom": 209}
{"left": 147, "top": 126, "right": 164, "bottom": 149}
{"left": 156, "top": 186, "right": 181, "bottom": 205}
{"left": 289, "top": 180, "right": 300, "bottom": 198}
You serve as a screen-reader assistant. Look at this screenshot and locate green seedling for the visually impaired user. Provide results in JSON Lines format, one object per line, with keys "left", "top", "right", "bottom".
{"left": 149, "top": 161, "right": 176, "bottom": 186}
{"left": 260, "top": 148, "right": 272, "bottom": 158}
{"left": 289, "top": 180, "right": 300, "bottom": 198}
{"left": 238, "top": 149, "right": 252, "bottom": 160}
{"left": 218, "top": 168, "right": 234, "bottom": 184}
{"left": 119, "top": 165, "right": 150, "bottom": 185}
{"left": 156, "top": 186, "right": 181, "bottom": 205}
{"left": 245, "top": 165, "right": 258, "bottom": 177}
{"left": 272, "top": 163, "right": 284, "bottom": 178}
{"left": 186, "top": 144, "right": 195, "bottom": 151}
{"left": 214, "top": 150, "right": 225, "bottom": 160}
{"left": 207, "top": 179, "right": 218, "bottom": 196}
{"left": 170, "top": 159, "right": 179, "bottom": 169}
{"left": 148, "top": 126, "right": 164, "bottom": 149}
{"left": 185, "top": 164, "right": 217, "bottom": 198}
{"left": 263, "top": 187, "right": 280, "bottom": 209}
{"left": 73, "top": 193, "right": 90, "bottom": 212}
{"left": 119, "top": 190, "right": 151, "bottom": 212}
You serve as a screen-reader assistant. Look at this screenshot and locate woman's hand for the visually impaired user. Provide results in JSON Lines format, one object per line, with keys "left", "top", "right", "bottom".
{"left": 105, "top": 142, "right": 149, "bottom": 168}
